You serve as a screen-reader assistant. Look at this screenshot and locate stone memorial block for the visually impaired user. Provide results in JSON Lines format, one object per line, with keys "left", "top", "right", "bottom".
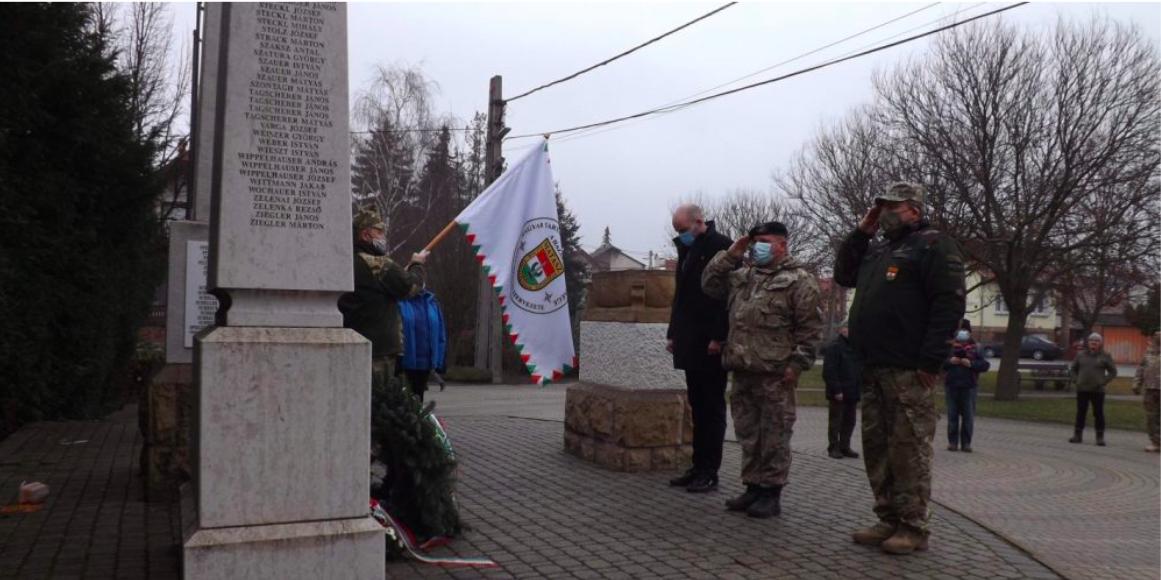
{"left": 566, "top": 270, "right": 693, "bottom": 472}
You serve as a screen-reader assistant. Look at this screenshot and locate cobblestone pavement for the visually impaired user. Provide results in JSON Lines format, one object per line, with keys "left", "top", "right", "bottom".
{"left": 419, "top": 383, "right": 1160, "bottom": 580}
{"left": 0, "top": 407, "right": 179, "bottom": 579}
{"left": 387, "top": 411, "right": 1058, "bottom": 578}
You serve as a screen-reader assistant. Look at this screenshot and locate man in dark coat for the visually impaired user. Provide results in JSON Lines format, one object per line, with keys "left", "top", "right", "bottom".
{"left": 823, "top": 323, "right": 861, "bottom": 459}
{"left": 339, "top": 208, "right": 427, "bottom": 378}
{"left": 666, "top": 204, "right": 732, "bottom": 493}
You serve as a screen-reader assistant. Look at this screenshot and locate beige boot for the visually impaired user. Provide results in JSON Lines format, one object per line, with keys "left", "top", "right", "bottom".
{"left": 881, "top": 527, "right": 929, "bottom": 555}
{"left": 1145, "top": 444, "right": 1160, "bottom": 453}
{"left": 851, "top": 522, "right": 896, "bottom": 546}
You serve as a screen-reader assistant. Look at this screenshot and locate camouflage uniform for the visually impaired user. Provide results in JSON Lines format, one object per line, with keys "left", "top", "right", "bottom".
{"left": 834, "top": 182, "right": 966, "bottom": 536}
{"left": 702, "top": 253, "right": 822, "bottom": 487}
{"left": 1133, "top": 338, "right": 1160, "bottom": 448}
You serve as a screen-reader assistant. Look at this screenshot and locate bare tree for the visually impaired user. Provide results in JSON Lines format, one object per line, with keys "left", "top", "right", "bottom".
{"left": 786, "top": 19, "right": 1158, "bottom": 399}
{"left": 351, "top": 65, "right": 460, "bottom": 254}
{"left": 88, "top": 3, "right": 191, "bottom": 219}
{"left": 871, "top": 19, "right": 1159, "bottom": 399}
{"left": 1056, "top": 179, "right": 1160, "bottom": 341}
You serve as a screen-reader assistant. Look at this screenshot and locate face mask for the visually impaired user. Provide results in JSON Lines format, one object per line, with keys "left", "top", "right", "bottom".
{"left": 371, "top": 237, "right": 387, "bottom": 255}
{"left": 750, "top": 242, "right": 774, "bottom": 265}
{"left": 878, "top": 210, "right": 904, "bottom": 233}
{"left": 678, "top": 230, "right": 696, "bottom": 247}
{"left": 956, "top": 330, "right": 970, "bottom": 342}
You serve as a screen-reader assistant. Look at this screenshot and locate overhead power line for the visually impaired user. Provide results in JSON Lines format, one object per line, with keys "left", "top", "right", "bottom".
{"left": 546, "top": 2, "right": 948, "bottom": 147}
{"left": 506, "top": 2, "right": 738, "bottom": 102}
{"left": 350, "top": 128, "right": 483, "bottom": 134}
{"left": 508, "top": 2, "right": 1027, "bottom": 140}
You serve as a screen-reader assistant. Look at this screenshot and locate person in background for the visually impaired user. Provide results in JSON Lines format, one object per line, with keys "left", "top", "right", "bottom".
{"left": 398, "top": 289, "right": 447, "bottom": 402}
{"left": 1069, "top": 333, "right": 1118, "bottom": 446}
{"left": 823, "top": 323, "right": 861, "bottom": 459}
{"left": 1132, "top": 331, "right": 1160, "bottom": 453}
{"left": 943, "top": 320, "right": 989, "bottom": 452}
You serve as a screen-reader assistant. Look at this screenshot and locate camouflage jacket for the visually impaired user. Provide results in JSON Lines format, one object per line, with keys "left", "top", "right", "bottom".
{"left": 338, "top": 247, "right": 424, "bottom": 359}
{"left": 701, "top": 252, "right": 822, "bottom": 374}
{"left": 834, "top": 221, "right": 966, "bottom": 373}
{"left": 1135, "top": 348, "right": 1160, "bottom": 393}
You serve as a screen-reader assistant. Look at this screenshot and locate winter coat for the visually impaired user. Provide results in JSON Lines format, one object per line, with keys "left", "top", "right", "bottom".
{"left": 667, "top": 221, "right": 732, "bottom": 371}
{"left": 942, "top": 340, "right": 990, "bottom": 389}
{"left": 833, "top": 220, "right": 967, "bottom": 373}
{"left": 1070, "top": 349, "right": 1117, "bottom": 393}
{"left": 339, "top": 246, "right": 424, "bottom": 359}
{"left": 822, "top": 335, "right": 862, "bottom": 401}
{"left": 701, "top": 253, "right": 822, "bottom": 374}
{"left": 399, "top": 290, "right": 447, "bottom": 373}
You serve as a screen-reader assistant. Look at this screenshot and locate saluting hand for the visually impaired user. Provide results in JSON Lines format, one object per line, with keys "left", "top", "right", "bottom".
{"left": 727, "top": 236, "right": 750, "bottom": 259}
{"left": 858, "top": 206, "right": 882, "bottom": 235}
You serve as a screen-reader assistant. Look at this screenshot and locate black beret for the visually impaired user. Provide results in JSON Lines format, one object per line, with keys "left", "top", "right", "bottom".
{"left": 748, "top": 221, "right": 789, "bottom": 238}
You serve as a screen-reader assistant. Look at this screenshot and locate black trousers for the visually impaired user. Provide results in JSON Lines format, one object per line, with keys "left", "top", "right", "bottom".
{"left": 405, "top": 370, "right": 430, "bottom": 401}
{"left": 1075, "top": 391, "right": 1106, "bottom": 433}
{"left": 827, "top": 397, "right": 858, "bottom": 452}
{"left": 685, "top": 368, "right": 728, "bottom": 475}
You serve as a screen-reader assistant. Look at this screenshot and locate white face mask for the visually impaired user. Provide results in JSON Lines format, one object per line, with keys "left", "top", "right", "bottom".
{"left": 956, "top": 330, "right": 970, "bottom": 342}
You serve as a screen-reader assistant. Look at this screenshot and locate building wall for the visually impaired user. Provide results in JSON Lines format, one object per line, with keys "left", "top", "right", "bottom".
{"left": 1094, "top": 326, "right": 1149, "bottom": 364}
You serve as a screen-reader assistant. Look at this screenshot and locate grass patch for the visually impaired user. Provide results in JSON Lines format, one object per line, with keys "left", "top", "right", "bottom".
{"left": 791, "top": 367, "right": 1147, "bottom": 432}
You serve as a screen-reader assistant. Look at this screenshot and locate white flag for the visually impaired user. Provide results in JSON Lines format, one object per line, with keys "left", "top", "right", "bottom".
{"left": 454, "top": 140, "right": 576, "bottom": 385}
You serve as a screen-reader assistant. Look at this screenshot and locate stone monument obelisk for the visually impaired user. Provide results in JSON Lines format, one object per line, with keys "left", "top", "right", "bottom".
{"left": 182, "top": 4, "right": 384, "bottom": 577}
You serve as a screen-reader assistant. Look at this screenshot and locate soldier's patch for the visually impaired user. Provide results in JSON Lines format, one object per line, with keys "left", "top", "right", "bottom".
{"left": 886, "top": 265, "right": 899, "bottom": 281}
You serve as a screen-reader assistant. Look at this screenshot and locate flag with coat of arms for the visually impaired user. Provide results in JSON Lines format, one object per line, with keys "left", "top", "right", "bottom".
{"left": 453, "top": 139, "right": 576, "bottom": 385}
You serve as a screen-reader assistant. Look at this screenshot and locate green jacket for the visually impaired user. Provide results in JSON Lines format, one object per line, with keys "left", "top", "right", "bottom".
{"left": 1070, "top": 349, "right": 1117, "bottom": 393}
{"left": 339, "top": 247, "right": 424, "bottom": 359}
{"left": 701, "top": 252, "right": 822, "bottom": 374}
{"left": 833, "top": 221, "right": 966, "bottom": 374}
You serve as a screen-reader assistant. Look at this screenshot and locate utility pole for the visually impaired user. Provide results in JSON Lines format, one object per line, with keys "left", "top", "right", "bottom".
{"left": 188, "top": 2, "right": 203, "bottom": 219}
{"left": 474, "top": 76, "right": 508, "bottom": 383}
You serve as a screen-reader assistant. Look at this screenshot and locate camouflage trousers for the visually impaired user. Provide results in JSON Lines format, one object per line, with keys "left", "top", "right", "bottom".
{"left": 860, "top": 367, "right": 937, "bottom": 533}
{"left": 730, "top": 371, "right": 797, "bottom": 487}
{"left": 1145, "top": 390, "right": 1160, "bottom": 446}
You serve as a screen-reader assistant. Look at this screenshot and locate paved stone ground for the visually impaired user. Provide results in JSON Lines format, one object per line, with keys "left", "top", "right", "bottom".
{"left": 0, "top": 407, "right": 179, "bottom": 579}
{"left": 387, "top": 415, "right": 1056, "bottom": 579}
{"left": 413, "top": 383, "right": 1160, "bottom": 580}
{"left": 0, "top": 384, "right": 1154, "bottom": 579}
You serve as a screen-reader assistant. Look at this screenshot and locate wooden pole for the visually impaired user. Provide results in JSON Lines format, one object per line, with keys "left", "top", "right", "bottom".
{"left": 474, "top": 76, "right": 506, "bottom": 383}
{"left": 422, "top": 220, "right": 459, "bottom": 253}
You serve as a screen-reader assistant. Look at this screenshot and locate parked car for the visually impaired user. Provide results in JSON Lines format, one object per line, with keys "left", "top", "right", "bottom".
{"left": 980, "top": 335, "right": 1064, "bottom": 361}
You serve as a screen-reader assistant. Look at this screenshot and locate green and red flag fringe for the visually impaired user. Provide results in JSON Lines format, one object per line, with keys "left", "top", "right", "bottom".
{"left": 457, "top": 220, "right": 575, "bottom": 386}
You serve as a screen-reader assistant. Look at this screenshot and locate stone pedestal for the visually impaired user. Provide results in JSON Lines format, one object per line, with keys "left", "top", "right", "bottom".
{"left": 567, "top": 270, "right": 692, "bottom": 471}
{"left": 565, "top": 384, "right": 691, "bottom": 471}
{"left": 184, "top": 328, "right": 382, "bottom": 577}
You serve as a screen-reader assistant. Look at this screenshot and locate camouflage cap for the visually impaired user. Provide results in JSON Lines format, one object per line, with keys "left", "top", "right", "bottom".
{"left": 875, "top": 181, "right": 926, "bottom": 205}
{"left": 352, "top": 208, "right": 385, "bottom": 233}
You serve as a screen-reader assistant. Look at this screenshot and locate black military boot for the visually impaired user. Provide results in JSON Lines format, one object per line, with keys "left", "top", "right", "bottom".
{"left": 1069, "top": 430, "right": 1083, "bottom": 444}
{"left": 841, "top": 448, "right": 860, "bottom": 459}
{"left": 725, "top": 485, "right": 761, "bottom": 511}
{"left": 746, "top": 486, "right": 783, "bottom": 519}
{"left": 669, "top": 469, "right": 697, "bottom": 487}
{"left": 1096, "top": 432, "right": 1106, "bottom": 447}
{"left": 686, "top": 472, "right": 718, "bottom": 493}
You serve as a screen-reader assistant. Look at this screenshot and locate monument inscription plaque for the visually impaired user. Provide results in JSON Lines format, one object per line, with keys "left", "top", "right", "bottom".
{"left": 183, "top": 241, "right": 217, "bottom": 348}
{"left": 209, "top": 2, "right": 351, "bottom": 326}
